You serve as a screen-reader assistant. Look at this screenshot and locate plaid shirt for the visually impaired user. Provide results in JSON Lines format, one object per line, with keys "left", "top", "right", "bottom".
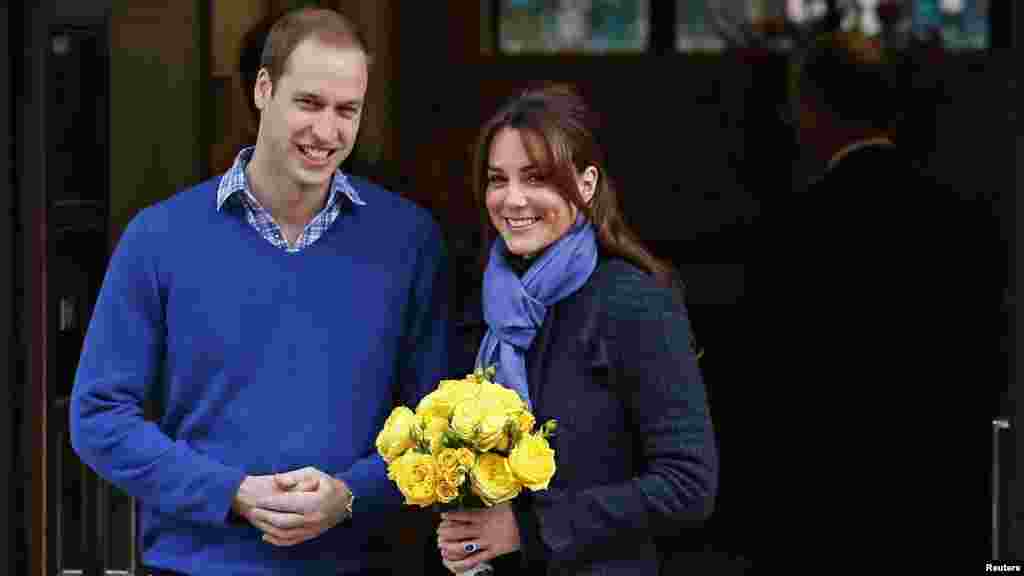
{"left": 216, "top": 147, "right": 366, "bottom": 253}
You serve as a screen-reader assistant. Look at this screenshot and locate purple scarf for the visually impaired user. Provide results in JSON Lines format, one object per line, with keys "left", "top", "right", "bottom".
{"left": 475, "top": 216, "right": 598, "bottom": 408}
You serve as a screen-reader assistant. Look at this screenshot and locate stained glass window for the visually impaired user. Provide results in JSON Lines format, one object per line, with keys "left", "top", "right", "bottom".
{"left": 498, "top": 0, "right": 650, "bottom": 54}
{"left": 677, "top": 0, "right": 788, "bottom": 52}
{"left": 495, "top": 0, "right": 989, "bottom": 54}
{"left": 912, "top": 0, "right": 989, "bottom": 50}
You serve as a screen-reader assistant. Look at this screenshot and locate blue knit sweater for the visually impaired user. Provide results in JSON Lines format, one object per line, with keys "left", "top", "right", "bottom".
{"left": 70, "top": 176, "right": 450, "bottom": 575}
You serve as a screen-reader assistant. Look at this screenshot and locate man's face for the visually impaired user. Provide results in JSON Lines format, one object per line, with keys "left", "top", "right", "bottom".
{"left": 254, "top": 37, "right": 368, "bottom": 189}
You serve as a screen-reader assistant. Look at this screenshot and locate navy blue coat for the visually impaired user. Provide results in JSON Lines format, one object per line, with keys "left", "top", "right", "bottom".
{"left": 457, "top": 257, "right": 717, "bottom": 575}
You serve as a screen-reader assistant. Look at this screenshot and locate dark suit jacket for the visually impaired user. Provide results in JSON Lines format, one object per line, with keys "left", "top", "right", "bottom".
{"left": 735, "top": 143, "right": 1004, "bottom": 567}
{"left": 450, "top": 257, "right": 717, "bottom": 575}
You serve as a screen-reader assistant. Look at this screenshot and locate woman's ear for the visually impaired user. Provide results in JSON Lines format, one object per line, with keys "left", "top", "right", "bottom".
{"left": 578, "top": 166, "right": 599, "bottom": 204}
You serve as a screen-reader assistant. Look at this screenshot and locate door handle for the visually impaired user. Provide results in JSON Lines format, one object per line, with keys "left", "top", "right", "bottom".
{"left": 59, "top": 296, "right": 76, "bottom": 332}
{"left": 992, "top": 418, "right": 1011, "bottom": 560}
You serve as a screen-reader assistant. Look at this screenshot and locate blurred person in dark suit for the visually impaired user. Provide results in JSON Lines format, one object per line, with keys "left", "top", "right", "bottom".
{"left": 736, "top": 29, "right": 1004, "bottom": 568}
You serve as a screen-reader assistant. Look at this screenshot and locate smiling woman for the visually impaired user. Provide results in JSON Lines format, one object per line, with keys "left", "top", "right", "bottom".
{"left": 473, "top": 84, "right": 677, "bottom": 288}
{"left": 484, "top": 126, "right": 597, "bottom": 259}
{"left": 433, "top": 83, "right": 716, "bottom": 575}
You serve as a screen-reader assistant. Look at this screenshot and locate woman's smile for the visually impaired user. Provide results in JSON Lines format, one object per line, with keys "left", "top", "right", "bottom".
{"left": 505, "top": 216, "right": 541, "bottom": 230}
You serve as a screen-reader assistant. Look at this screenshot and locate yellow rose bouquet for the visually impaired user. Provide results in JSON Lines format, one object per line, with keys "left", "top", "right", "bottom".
{"left": 376, "top": 367, "right": 556, "bottom": 574}
{"left": 377, "top": 366, "right": 557, "bottom": 511}
{"left": 375, "top": 368, "right": 555, "bottom": 573}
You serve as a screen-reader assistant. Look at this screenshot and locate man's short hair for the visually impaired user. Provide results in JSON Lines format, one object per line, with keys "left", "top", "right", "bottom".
{"left": 259, "top": 7, "right": 371, "bottom": 89}
{"left": 792, "top": 31, "right": 901, "bottom": 131}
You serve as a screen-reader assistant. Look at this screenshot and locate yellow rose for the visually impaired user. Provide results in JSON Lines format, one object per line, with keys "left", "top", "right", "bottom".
{"left": 470, "top": 453, "right": 522, "bottom": 505}
{"left": 451, "top": 395, "right": 508, "bottom": 451}
{"left": 456, "top": 448, "right": 476, "bottom": 469}
{"left": 440, "top": 378, "right": 484, "bottom": 404}
{"left": 417, "top": 377, "right": 486, "bottom": 418}
{"left": 415, "top": 385, "right": 457, "bottom": 421}
{"left": 508, "top": 433, "right": 556, "bottom": 491}
{"left": 375, "top": 406, "right": 417, "bottom": 463}
{"left": 418, "top": 415, "right": 450, "bottom": 454}
{"left": 435, "top": 479, "right": 460, "bottom": 504}
{"left": 388, "top": 451, "right": 437, "bottom": 507}
{"left": 480, "top": 380, "right": 526, "bottom": 416}
{"left": 516, "top": 411, "right": 536, "bottom": 435}
{"left": 435, "top": 448, "right": 468, "bottom": 487}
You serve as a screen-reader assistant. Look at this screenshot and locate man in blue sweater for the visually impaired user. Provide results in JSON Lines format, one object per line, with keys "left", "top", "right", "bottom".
{"left": 69, "top": 7, "right": 449, "bottom": 575}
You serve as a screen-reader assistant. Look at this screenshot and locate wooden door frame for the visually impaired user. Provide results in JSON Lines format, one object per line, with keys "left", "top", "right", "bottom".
{"left": 1008, "top": 0, "right": 1022, "bottom": 562}
{"left": 18, "top": 3, "right": 51, "bottom": 576}
{"left": 1013, "top": 0, "right": 1023, "bottom": 561}
{"left": 1, "top": 1, "right": 16, "bottom": 575}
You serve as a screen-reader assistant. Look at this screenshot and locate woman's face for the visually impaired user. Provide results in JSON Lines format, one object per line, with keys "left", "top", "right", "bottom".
{"left": 485, "top": 127, "right": 593, "bottom": 258}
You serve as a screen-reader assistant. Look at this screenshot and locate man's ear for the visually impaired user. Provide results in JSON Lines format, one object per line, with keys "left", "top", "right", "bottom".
{"left": 578, "top": 166, "right": 599, "bottom": 205}
{"left": 253, "top": 68, "right": 273, "bottom": 111}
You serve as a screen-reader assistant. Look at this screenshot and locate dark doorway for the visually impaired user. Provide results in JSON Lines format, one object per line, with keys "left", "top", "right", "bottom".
{"left": 18, "top": 3, "right": 133, "bottom": 574}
